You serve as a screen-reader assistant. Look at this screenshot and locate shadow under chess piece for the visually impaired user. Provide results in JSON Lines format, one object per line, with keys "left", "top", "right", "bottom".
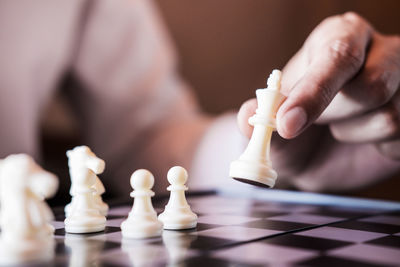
{"left": 230, "top": 70, "right": 285, "bottom": 188}
{"left": 158, "top": 166, "right": 197, "bottom": 230}
{"left": 121, "top": 169, "right": 163, "bottom": 239}
{"left": 162, "top": 230, "right": 197, "bottom": 266}
{"left": 122, "top": 238, "right": 166, "bottom": 267}
{"left": 65, "top": 233, "right": 106, "bottom": 267}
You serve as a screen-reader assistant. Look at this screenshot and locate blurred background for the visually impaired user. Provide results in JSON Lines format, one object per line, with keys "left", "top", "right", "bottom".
{"left": 43, "top": 0, "right": 400, "bottom": 202}
{"left": 155, "top": 0, "right": 400, "bottom": 113}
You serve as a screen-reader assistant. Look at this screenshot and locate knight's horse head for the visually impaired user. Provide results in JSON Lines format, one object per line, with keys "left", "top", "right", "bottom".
{"left": 66, "top": 146, "right": 105, "bottom": 175}
{"left": 0, "top": 154, "right": 58, "bottom": 199}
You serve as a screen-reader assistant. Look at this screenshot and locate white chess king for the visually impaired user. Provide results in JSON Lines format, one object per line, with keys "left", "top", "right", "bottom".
{"left": 229, "top": 69, "right": 285, "bottom": 188}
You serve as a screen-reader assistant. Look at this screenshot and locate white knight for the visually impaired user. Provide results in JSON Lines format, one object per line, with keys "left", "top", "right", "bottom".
{"left": 0, "top": 154, "right": 58, "bottom": 265}
{"left": 64, "top": 146, "right": 107, "bottom": 233}
{"left": 65, "top": 146, "right": 108, "bottom": 217}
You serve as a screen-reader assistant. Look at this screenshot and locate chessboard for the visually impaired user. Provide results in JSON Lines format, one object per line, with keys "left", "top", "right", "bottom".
{"left": 50, "top": 189, "right": 400, "bottom": 266}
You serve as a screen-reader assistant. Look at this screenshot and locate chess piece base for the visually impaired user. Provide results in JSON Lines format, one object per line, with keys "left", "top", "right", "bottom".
{"left": 65, "top": 212, "right": 106, "bottom": 234}
{"left": 65, "top": 223, "right": 106, "bottom": 234}
{"left": 121, "top": 218, "right": 163, "bottom": 239}
{"left": 229, "top": 159, "right": 277, "bottom": 188}
{"left": 158, "top": 208, "right": 197, "bottom": 230}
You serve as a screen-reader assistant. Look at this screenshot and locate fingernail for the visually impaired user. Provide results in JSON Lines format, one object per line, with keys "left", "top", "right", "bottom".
{"left": 279, "top": 106, "right": 307, "bottom": 137}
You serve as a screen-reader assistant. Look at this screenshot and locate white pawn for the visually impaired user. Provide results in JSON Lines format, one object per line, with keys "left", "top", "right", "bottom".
{"left": 65, "top": 233, "right": 105, "bottom": 267}
{"left": 158, "top": 166, "right": 197, "bottom": 230}
{"left": 163, "top": 230, "right": 197, "bottom": 266}
{"left": 121, "top": 169, "right": 163, "bottom": 239}
{"left": 64, "top": 147, "right": 106, "bottom": 234}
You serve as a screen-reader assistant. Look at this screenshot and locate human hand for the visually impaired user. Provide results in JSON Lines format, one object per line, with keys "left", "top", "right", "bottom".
{"left": 239, "top": 12, "right": 400, "bottom": 160}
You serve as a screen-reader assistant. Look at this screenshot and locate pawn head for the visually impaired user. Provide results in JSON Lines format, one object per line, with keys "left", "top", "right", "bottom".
{"left": 167, "top": 166, "right": 188, "bottom": 185}
{"left": 130, "top": 169, "right": 154, "bottom": 190}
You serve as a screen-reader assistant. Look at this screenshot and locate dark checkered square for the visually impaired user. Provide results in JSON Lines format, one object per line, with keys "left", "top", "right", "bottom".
{"left": 366, "top": 235, "right": 400, "bottom": 248}
{"left": 182, "top": 255, "right": 263, "bottom": 267}
{"left": 297, "top": 255, "right": 386, "bottom": 267}
{"left": 55, "top": 226, "right": 121, "bottom": 236}
{"left": 333, "top": 220, "right": 400, "bottom": 234}
{"left": 241, "top": 219, "right": 314, "bottom": 231}
{"left": 46, "top": 193, "right": 400, "bottom": 267}
{"left": 262, "top": 234, "right": 352, "bottom": 251}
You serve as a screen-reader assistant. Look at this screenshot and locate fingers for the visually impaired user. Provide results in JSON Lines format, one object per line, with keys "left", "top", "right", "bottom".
{"left": 330, "top": 102, "right": 400, "bottom": 143}
{"left": 330, "top": 87, "right": 400, "bottom": 143}
{"left": 237, "top": 98, "right": 257, "bottom": 138}
{"left": 280, "top": 48, "right": 308, "bottom": 97}
{"left": 277, "top": 12, "right": 373, "bottom": 139}
{"left": 317, "top": 33, "right": 400, "bottom": 123}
